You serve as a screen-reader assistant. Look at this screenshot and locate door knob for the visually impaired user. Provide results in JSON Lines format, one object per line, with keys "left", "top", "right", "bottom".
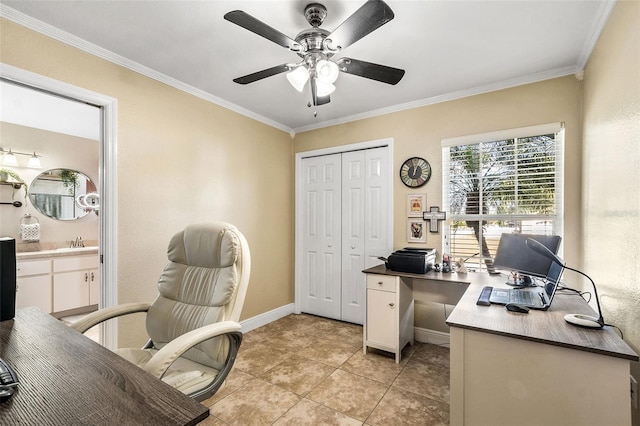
{"left": 351, "top": 245, "right": 356, "bottom": 249}
{"left": 389, "top": 303, "right": 395, "bottom": 307}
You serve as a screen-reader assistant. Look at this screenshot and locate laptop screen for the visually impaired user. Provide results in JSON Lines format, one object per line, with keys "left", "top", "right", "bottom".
{"left": 543, "top": 261, "right": 565, "bottom": 303}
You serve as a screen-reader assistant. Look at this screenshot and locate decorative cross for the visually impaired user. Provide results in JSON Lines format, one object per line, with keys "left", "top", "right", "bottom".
{"left": 423, "top": 206, "right": 447, "bottom": 233}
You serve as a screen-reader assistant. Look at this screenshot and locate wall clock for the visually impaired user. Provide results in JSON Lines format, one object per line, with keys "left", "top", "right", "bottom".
{"left": 400, "top": 157, "right": 431, "bottom": 188}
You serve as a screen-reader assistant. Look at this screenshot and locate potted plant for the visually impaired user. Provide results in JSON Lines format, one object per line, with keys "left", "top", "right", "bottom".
{"left": 0, "top": 168, "right": 28, "bottom": 200}
{"left": 59, "top": 169, "right": 79, "bottom": 195}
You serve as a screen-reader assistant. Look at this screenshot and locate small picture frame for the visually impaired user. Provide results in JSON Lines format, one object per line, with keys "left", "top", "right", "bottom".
{"left": 407, "top": 194, "right": 426, "bottom": 217}
{"left": 407, "top": 218, "right": 426, "bottom": 243}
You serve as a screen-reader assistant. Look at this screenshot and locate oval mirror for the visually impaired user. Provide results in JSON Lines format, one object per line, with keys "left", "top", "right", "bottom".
{"left": 29, "top": 168, "right": 97, "bottom": 220}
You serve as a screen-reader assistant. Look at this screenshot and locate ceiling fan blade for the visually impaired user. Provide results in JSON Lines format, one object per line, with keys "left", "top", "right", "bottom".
{"left": 224, "top": 10, "right": 300, "bottom": 50}
{"left": 337, "top": 57, "right": 405, "bottom": 85}
{"left": 233, "top": 64, "right": 291, "bottom": 85}
{"left": 326, "top": 0, "right": 394, "bottom": 51}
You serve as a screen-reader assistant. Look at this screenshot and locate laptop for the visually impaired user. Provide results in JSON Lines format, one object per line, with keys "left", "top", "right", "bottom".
{"left": 489, "top": 261, "right": 564, "bottom": 310}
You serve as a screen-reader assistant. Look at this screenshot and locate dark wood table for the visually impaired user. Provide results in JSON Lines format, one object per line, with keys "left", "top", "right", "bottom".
{"left": 0, "top": 307, "right": 209, "bottom": 425}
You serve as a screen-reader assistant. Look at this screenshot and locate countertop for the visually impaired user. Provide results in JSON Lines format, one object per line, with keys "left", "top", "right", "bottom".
{"left": 16, "top": 246, "right": 99, "bottom": 260}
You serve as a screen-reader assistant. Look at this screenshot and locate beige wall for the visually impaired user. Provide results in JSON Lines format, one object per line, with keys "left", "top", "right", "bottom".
{"left": 1, "top": 18, "right": 295, "bottom": 347}
{"left": 294, "top": 77, "right": 584, "bottom": 331}
{"left": 582, "top": 1, "right": 640, "bottom": 424}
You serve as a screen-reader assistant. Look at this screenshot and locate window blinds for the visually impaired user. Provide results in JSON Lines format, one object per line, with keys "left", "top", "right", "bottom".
{"left": 441, "top": 123, "right": 564, "bottom": 270}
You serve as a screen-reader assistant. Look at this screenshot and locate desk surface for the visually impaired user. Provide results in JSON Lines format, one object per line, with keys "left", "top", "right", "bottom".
{"left": 363, "top": 265, "right": 638, "bottom": 361}
{"left": 0, "top": 307, "right": 209, "bottom": 425}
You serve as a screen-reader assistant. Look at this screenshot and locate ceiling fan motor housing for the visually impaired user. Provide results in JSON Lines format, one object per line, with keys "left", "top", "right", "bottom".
{"left": 304, "top": 3, "right": 327, "bottom": 27}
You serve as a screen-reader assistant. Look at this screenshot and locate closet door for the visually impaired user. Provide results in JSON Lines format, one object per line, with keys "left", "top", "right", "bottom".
{"left": 300, "top": 154, "right": 342, "bottom": 320}
{"left": 341, "top": 147, "right": 390, "bottom": 324}
{"left": 341, "top": 151, "right": 366, "bottom": 323}
{"left": 363, "top": 147, "right": 390, "bottom": 271}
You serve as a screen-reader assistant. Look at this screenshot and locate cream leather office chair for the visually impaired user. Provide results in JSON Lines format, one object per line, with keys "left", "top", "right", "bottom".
{"left": 71, "top": 222, "right": 250, "bottom": 401}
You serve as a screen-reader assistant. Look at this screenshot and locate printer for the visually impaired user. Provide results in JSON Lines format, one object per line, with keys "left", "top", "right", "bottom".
{"left": 385, "top": 247, "right": 436, "bottom": 274}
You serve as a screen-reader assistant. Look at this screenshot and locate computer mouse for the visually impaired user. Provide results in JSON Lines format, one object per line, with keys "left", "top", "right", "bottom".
{"left": 505, "top": 304, "right": 530, "bottom": 314}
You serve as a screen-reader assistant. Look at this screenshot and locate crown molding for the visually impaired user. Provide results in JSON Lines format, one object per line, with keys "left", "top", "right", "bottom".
{"left": 576, "top": 0, "right": 617, "bottom": 70}
{"left": 0, "top": 5, "right": 293, "bottom": 135}
{"left": 2, "top": 1, "right": 613, "bottom": 137}
{"left": 295, "top": 64, "right": 580, "bottom": 134}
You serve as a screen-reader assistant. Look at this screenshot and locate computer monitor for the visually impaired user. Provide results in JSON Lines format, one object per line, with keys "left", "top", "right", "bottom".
{"left": 493, "top": 233, "right": 562, "bottom": 280}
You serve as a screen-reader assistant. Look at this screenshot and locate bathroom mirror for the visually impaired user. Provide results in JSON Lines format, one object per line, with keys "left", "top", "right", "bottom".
{"left": 29, "top": 168, "right": 98, "bottom": 220}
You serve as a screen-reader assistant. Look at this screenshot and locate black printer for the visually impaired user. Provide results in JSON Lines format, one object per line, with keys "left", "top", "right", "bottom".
{"left": 385, "top": 247, "right": 436, "bottom": 274}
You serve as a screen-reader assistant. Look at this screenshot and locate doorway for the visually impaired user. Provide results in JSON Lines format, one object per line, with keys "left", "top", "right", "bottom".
{"left": 0, "top": 64, "right": 118, "bottom": 348}
{"left": 295, "top": 139, "right": 393, "bottom": 325}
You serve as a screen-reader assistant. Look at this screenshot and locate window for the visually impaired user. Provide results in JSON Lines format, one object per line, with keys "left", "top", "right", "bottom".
{"left": 442, "top": 123, "right": 564, "bottom": 272}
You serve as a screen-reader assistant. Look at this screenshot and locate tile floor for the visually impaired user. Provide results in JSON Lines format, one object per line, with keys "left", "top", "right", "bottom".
{"left": 199, "top": 314, "right": 450, "bottom": 425}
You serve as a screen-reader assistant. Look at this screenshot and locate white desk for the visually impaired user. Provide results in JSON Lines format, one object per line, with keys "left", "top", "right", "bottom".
{"left": 362, "top": 265, "right": 639, "bottom": 426}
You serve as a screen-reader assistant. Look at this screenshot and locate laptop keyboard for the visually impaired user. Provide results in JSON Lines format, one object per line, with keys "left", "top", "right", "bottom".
{"left": 510, "top": 290, "right": 537, "bottom": 305}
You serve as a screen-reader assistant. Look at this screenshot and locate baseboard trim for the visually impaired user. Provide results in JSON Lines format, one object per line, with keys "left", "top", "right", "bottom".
{"left": 240, "top": 305, "right": 451, "bottom": 348}
{"left": 240, "top": 303, "right": 295, "bottom": 333}
{"left": 415, "top": 326, "right": 451, "bottom": 347}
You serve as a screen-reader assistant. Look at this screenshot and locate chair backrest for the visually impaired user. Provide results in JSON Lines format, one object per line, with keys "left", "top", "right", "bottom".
{"left": 146, "top": 222, "right": 250, "bottom": 369}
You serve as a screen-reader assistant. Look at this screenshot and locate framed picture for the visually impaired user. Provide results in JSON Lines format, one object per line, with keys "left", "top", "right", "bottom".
{"left": 407, "top": 194, "right": 426, "bottom": 217}
{"left": 407, "top": 219, "right": 426, "bottom": 243}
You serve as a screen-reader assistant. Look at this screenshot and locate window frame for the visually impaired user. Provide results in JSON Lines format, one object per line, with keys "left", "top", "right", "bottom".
{"left": 441, "top": 123, "right": 564, "bottom": 271}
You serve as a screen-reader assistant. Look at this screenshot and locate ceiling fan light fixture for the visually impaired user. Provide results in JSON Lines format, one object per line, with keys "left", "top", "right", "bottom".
{"left": 316, "top": 80, "right": 336, "bottom": 97}
{"left": 316, "top": 59, "right": 339, "bottom": 83}
{"left": 286, "top": 66, "right": 310, "bottom": 92}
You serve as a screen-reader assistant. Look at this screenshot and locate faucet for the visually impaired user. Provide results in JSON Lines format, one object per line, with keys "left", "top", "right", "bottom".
{"left": 69, "top": 236, "right": 85, "bottom": 248}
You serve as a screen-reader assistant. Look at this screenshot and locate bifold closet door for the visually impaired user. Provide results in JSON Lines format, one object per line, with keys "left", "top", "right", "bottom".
{"left": 341, "top": 147, "right": 389, "bottom": 324}
{"left": 300, "top": 154, "right": 342, "bottom": 320}
{"left": 301, "top": 147, "right": 390, "bottom": 324}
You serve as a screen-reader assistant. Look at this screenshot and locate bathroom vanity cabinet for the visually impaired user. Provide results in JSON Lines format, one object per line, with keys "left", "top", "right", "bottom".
{"left": 16, "top": 259, "right": 52, "bottom": 314}
{"left": 16, "top": 249, "right": 99, "bottom": 316}
{"left": 53, "top": 255, "right": 99, "bottom": 312}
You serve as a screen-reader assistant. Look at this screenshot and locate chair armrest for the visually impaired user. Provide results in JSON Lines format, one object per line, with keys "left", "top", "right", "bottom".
{"left": 143, "top": 321, "right": 242, "bottom": 379}
{"left": 70, "top": 302, "right": 151, "bottom": 334}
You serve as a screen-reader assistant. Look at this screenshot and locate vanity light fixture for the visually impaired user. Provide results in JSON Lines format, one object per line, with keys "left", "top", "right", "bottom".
{"left": 0, "top": 147, "right": 42, "bottom": 168}
{"left": 2, "top": 149, "right": 18, "bottom": 167}
{"left": 28, "top": 153, "right": 41, "bottom": 169}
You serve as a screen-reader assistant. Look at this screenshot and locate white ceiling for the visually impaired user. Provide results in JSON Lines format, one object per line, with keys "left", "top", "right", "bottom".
{"left": 1, "top": 1, "right": 614, "bottom": 134}
{"left": 0, "top": 81, "right": 101, "bottom": 140}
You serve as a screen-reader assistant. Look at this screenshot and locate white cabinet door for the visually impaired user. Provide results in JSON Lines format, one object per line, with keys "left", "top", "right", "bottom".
{"left": 16, "top": 275, "right": 52, "bottom": 313}
{"left": 366, "top": 288, "right": 396, "bottom": 347}
{"left": 53, "top": 270, "right": 91, "bottom": 312}
{"left": 301, "top": 154, "right": 342, "bottom": 320}
{"left": 89, "top": 268, "right": 99, "bottom": 305}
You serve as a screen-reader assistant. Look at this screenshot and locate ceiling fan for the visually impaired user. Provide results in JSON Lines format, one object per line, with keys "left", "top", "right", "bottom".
{"left": 224, "top": 0, "right": 405, "bottom": 108}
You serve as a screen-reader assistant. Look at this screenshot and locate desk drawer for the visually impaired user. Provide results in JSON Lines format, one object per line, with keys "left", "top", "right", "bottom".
{"left": 367, "top": 274, "right": 397, "bottom": 292}
{"left": 17, "top": 259, "right": 51, "bottom": 277}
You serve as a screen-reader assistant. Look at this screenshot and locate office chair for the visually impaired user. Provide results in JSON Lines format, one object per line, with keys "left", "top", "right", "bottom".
{"left": 71, "top": 222, "right": 250, "bottom": 401}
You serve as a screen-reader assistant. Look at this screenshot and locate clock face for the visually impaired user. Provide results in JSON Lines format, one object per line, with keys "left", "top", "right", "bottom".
{"left": 400, "top": 157, "right": 431, "bottom": 187}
